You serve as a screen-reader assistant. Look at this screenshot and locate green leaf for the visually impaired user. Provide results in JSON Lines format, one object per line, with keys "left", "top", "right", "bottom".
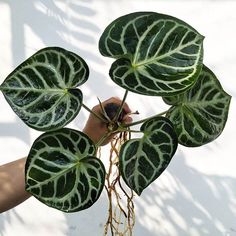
{"left": 0, "top": 47, "right": 89, "bottom": 131}
{"left": 25, "top": 128, "right": 105, "bottom": 212}
{"left": 164, "top": 65, "right": 231, "bottom": 147}
{"left": 119, "top": 117, "right": 178, "bottom": 195}
{"left": 99, "top": 12, "right": 204, "bottom": 96}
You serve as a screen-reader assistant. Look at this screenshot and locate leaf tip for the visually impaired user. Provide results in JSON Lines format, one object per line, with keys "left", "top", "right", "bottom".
{"left": 134, "top": 188, "right": 143, "bottom": 196}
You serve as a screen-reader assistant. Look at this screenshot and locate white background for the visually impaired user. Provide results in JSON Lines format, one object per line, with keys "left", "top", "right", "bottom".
{"left": 0, "top": 1, "right": 236, "bottom": 235}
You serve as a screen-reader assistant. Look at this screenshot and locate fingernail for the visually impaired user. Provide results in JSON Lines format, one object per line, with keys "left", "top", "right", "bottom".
{"left": 124, "top": 117, "right": 133, "bottom": 123}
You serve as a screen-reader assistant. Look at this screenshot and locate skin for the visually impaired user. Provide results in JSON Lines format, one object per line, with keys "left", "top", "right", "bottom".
{"left": 0, "top": 97, "right": 132, "bottom": 213}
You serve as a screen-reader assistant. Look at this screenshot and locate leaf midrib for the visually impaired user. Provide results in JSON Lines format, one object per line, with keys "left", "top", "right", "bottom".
{"left": 0, "top": 86, "right": 68, "bottom": 93}
{"left": 132, "top": 37, "right": 202, "bottom": 68}
{"left": 27, "top": 153, "right": 95, "bottom": 190}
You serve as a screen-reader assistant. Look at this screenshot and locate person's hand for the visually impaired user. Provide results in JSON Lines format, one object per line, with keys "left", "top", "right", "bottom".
{"left": 83, "top": 97, "right": 132, "bottom": 146}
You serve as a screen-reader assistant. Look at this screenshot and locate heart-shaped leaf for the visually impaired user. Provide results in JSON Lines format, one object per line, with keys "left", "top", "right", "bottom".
{"left": 164, "top": 65, "right": 231, "bottom": 147}
{"left": 25, "top": 128, "right": 105, "bottom": 212}
{"left": 0, "top": 47, "right": 89, "bottom": 131}
{"left": 99, "top": 12, "right": 204, "bottom": 96}
{"left": 119, "top": 117, "right": 178, "bottom": 195}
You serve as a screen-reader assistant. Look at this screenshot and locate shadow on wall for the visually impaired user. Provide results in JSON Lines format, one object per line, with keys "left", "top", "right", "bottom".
{"left": 54, "top": 149, "right": 236, "bottom": 236}
{"left": 0, "top": 1, "right": 236, "bottom": 236}
{"left": 0, "top": 0, "right": 116, "bottom": 140}
{"left": 0, "top": 118, "right": 31, "bottom": 145}
{"left": 134, "top": 150, "right": 236, "bottom": 236}
{"left": 0, "top": 0, "right": 118, "bottom": 235}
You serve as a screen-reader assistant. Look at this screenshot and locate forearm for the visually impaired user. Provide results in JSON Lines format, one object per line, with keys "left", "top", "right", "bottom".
{"left": 0, "top": 157, "right": 31, "bottom": 213}
{"left": 0, "top": 98, "right": 132, "bottom": 213}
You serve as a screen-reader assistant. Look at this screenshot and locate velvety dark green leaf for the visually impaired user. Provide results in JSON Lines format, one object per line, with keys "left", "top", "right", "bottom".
{"left": 119, "top": 117, "right": 178, "bottom": 195}
{"left": 164, "top": 65, "right": 231, "bottom": 147}
{"left": 0, "top": 47, "right": 89, "bottom": 131}
{"left": 99, "top": 12, "right": 204, "bottom": 96}
{"left": 25, "top": 128, "right": 105, "bottom": 212}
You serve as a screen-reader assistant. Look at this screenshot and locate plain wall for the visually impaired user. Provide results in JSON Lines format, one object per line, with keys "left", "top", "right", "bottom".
{"left": 0, "top": 1, "right": 236, "bottom": 235}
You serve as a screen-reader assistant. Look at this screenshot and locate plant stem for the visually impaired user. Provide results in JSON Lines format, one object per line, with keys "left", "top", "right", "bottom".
{"left": 123, "top": 109, "right": 169, "bottom": 127}
{"left": 95, "top": 131, "right": 113, "bottom": 147}
{"left": 116, "top": 126, "right": 141, "bottom": 134}
{"left": 114, "top": 90, "right": 128, "bottom": 121}
{"left": 82, "top": 103, "right": 107, "bottom": 123}
{"left": 97, "top": 97, "right": 111, "bottom": 122}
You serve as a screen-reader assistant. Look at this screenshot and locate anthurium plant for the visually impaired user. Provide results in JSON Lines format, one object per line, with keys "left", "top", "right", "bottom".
{"left": 0, "top": 12, "right": 231, "bottom": 235}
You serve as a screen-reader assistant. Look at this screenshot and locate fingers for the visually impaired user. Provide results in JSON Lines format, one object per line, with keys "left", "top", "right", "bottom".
{"left": 123, "top": 114, "right": 133, "bottom": 124}
{"left": 98, "top": 97, "right": 131, "bottom": 114}
{"left": 105, "top": 97, "right": 133, "bottom": 124}
{"left": 84, "top": 97, "right": 133, "bottom": 145}
{"left": 91, "top": 97, "right": 133, "bottom": 125}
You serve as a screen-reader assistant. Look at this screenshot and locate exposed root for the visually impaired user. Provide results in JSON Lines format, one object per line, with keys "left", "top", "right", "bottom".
{"left": 103, "top": 131, "right": 135, "bottom": 236}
